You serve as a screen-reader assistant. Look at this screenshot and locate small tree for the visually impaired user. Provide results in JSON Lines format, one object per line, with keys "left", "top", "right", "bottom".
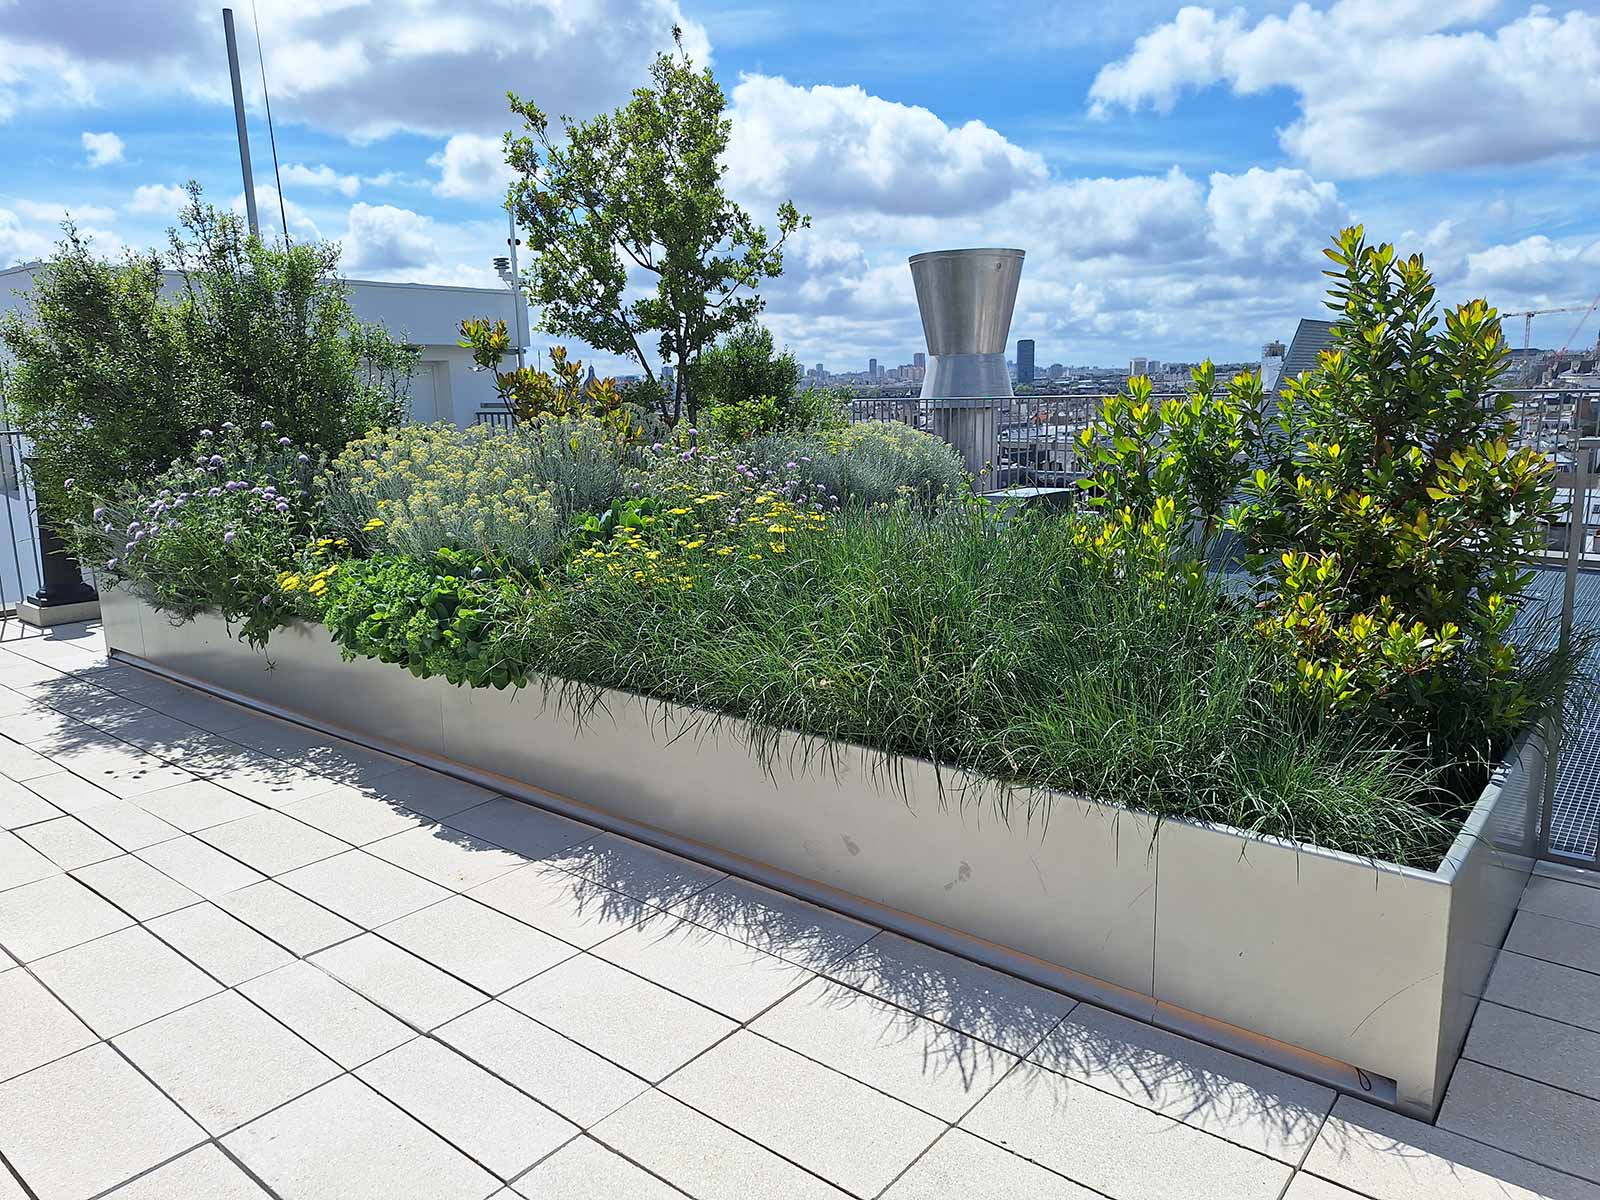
{"left": 1230, "top": 226, "right": 1557, "bottom": 751}
{"left": 504, "top": 27, "right": 808, "bottom": 425}
{"left": 1, "top": 186, "right": 415, "bottom": 525}
{"left": 457, "top": 319, "right": 644, "bottom": 443}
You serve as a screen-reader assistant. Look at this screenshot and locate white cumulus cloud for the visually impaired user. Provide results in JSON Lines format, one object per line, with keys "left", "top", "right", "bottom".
{"left": 125, "top": 183, "right": 190, "bottom": 217}
{"left": 429, "top": 134, "right": 513, "bottom": 200}
{"left": 341, "top": 203, "right": 437, "bottom": 274}
{"left": 279, "top": 163, "right": 360, "bottom": 198}
{"left": 81, "top": 130, "right": 124, "bottom": 167}
{"left": 1088, "top": 1, "right": 1600, "bottom": 177}
{"left": 727, "top": 74, "right": 1047, "bottom": 217}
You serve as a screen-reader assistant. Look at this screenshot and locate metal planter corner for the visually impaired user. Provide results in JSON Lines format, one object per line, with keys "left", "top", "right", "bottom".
{"left": 100, "top": 589, "right": 1538, "bottom": 1119}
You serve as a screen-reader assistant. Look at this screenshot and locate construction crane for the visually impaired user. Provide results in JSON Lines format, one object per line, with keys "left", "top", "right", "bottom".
{"left": 1507, "top": 305, "right": 1592, "bottom": 350}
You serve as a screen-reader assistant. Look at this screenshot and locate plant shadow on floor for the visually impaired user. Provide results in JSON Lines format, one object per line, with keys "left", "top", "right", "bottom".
{"left": 16, "top": 657, "right": 1566, "bottom": 1195}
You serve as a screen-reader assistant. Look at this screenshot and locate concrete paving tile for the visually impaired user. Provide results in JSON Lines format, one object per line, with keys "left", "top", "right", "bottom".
{"left": 223, "top": 1074, "right": 502, "bottom": 1200}
{"left": 366, "top": 825, "right": 532, "bottom": 891}
{"left": 662, "top": 1030, "right": 946, "bottom": 1198}
{"left": 114, "top": 990, "right": 340, "bottom": 1135}
{"left": 281, "top": 782, "right": 433, "bottom": 844}
{"left": 435, "top": 1001, "right": 647, "bottom": 1128}
{"left": 442, "top": 797, "right": 595, "bottom": 861}
{"left": 71, "top": 800, "right": 181, "bottom": 853}
{"left": 32, "top": 925, "right": 221, "bottom": 1037}
{"left": 364, "top": 764, "right": 500, "bottom": 820}
{"left": 0, "top": 967, "right": 95, "bottom": 1083}
{"left": 668, "top": 876, "right": 877, "bottom": 972}
{"left": 1438, "top": 1061, "right": 1600, "bottom": 1184}
{"left": 962, "top": 1062, "right": 1291, "bottom": 1200}
{"left": 214, "top": 879, "right": 360, "bottom": 956}
{"left": 0, "top": 705, "right": 92, "bottom": 746}
{"left": 468, "top": 862, "right": 662, "bottom": 949}
{"left": 0, "top": 827, "right": 58, "bottom": 890}
{"left": 378, "top": 894, "right": 574, "bottom": 995}
{"left": 0, "top": 872, "right": 132, "bottom": 961}
{"left": 102, "top": 1145, "right": 271, "bottom": 1198}
{"left": 196, "top": 809, "right": 349, "bottom": 876}
{"left": 594, "top": 1088, "right": 852, "bottom": 1200}
{"left": 540, "top": 833, "right": 724, "bottom": 909}
{"left": 311, "top": 932, "right": 488, "bottom": 1030}
{"left": 0, "top": 777, "right": 60, "bottom": 829}
{"left": 132, "top": 779, "right": 261, "bottom": 832}
{"left": 752, "top": 976, "right": 1018, "bottom": 1121}
{"left": 825, "top": 931, "right": 1076, "bottom": 1057}
{"left": 513, "top": 1136, "right": 682, "bottom": 1199}
{"left": 20, "top": 770, "right": 118, "bottom": 814}
{"left": 277, "top": 849, "right": 452, "bottom": 928}
{"left": 1027, "top": 1004, "right": 1333, "bottom": 1162}
{"left": 0, "top": 1166, "right": 24, "bottom": 1200}
{"left": 1522, "top": 876, "right": 1600, "bottom": 930}
{"left": 592, "top": 910, "right": 815, "bottom": 1021}
{"left": 15, "top": 815, "right": 121, "bottom": 869}
{"left": 1280, "top": 1178, "right": 1370, "bottom": 1200}
{"left": 38, "top": 731, "right": 194, "bottom": 796}
{"left": 1464, "top": 1001, "right": 1600, "bottom": 1102}
{"left": 201, "top": 751, "right": 345, "bottom": 809}
{"left": 145, "top": 902, "right": 295, "bottom": 985}
{"left": 1304, "top": 1095, "right": 1600, "bottom": 1200}
{"left": 357, "top": 1037, "right": 578, "bottom": 1181}
{"left": 239, "top": 960, "right": 414, "bottom": 1069}
{"left": 1485, "top": 950, "right": 1600, "bottom": 1033}
{"left": 72, "top": 853, "right": 201, "bottom": 921}
{"left": 0, "top": 736, "right": 62, "bottom": 782}
{"left": 137, "top": 835, "right": 266, "bottom": 899}
{"left": 1506, "top": 909, "right": 1600, "bottom": 976}
{"left": 0, "top": 1043, "right": 204, "bottom": 1200}
{"left": 882, "top": 1128, "right": 1100, "bottom": 1199}
{"left": 501, "top": 953, "right": 736, "bottom": 1082}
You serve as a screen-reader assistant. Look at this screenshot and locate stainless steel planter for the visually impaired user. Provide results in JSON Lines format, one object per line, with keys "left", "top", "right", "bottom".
{"left": 103, "top": 589, "right": 1538, "bottom": 1119}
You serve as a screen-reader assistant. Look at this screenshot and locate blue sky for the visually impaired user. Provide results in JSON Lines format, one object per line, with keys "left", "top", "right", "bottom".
{"left": 2, "top": 0, "right": 1598, "bottom": 372}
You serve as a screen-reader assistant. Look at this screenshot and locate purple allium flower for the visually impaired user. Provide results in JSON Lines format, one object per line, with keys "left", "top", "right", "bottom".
{"left": 222, "top": 421, "right": 237, "bottom": 431}
{"left": 275, "top": 500, "right": 289, "bottom": 513}
{"left": 786, "top": 461, "right": 797, "bottom": 470}
{"left": 277, "top": 436, "right": 291, "bottom": 447}
{"left": 296, "top": 454, "right": 309, "bottom": 465}
{"left": 63, "top": 477, "right": 75, "bottom": 489}
{"left": 208, "top": 455, "right": 224, "bottom": 467}
{"left": 199, "top": 429, "right": 215, "bottom": 439}
{"left": 107, "top": 558, "right": 117, "bottom": 569}
{"left": 652, "top": 442, "right": 663, "bottom": 452}
{"left": 93, "top": 507, "right": 105, "bottom": 521}
{"left": 223, "top": 530, "right": 236, "bottom": 544}
{"left": 260, "top": 420, "right": 274, "bottom": 431}
{"left": 208, "top": 487, "right": 222, "bottom": 498}
{"left": 687, "top": 427, "right": 698, "bottom": 436}
{"left": 124, "top": 542, "right": 134, "bottom": 553}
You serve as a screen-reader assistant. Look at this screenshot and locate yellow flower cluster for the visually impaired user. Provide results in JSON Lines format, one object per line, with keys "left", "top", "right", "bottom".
{"left": 278, "top": 563, "right": 338, "bottom": 598}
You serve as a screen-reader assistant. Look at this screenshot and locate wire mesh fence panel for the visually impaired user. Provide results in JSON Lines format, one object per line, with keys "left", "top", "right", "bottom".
{"left": 0, "top": 428, "right": 44, "bottom": 615}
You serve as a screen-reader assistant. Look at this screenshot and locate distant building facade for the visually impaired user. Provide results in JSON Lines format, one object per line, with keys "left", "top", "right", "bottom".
{"left": 1016, "top": 339, "right": 1035, "bottom": 383}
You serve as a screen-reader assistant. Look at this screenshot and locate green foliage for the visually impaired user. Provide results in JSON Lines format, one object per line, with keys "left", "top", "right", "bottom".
{"left": 457, "top": 326, "right": 646, "bottom": 444}
{"left": 505, "top": 28, "right": 808, "bottom": 423}
{"left": 1075, "top": 365, "right": 1260, "bottom": 557}
{"left": 0, "top": 187, "right": 415, "bottom": 525}
{"left": 1228, "top": 226, "right": 1560, "bottom": 758}
{"left": 309, "top": 549, "right": 529, "bottom": 689}
{"left": 741, "top": 422, "right": 969, "bottom": 507}
{"left": 72, "top": 424, "right": 325, "bottom": 647}
{"left": 694, "top": 324, "right": 845, "bottom": 443}
{"left": 515, "top": 504, "right": 1453, "bottom": 864}
{"left": 325, "top": 419, "right": 637, "bottom": 571}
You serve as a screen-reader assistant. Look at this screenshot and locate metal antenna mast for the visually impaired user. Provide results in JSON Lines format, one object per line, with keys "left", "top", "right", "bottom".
{"left": 250, "top": 0, "right": 291, "bottom": 245}
{"left": 222, "top": 8, "right": 260, "bottom": 239}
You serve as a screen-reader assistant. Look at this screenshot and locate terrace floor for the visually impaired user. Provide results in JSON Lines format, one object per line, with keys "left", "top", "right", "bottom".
{"left": 0, "top": 619, "right": 1597, "bottom": 1200}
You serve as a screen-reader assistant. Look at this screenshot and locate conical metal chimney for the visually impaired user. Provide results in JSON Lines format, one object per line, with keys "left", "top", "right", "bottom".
{"left": 909, "top": 248, "right": 1025, "bottom": 399}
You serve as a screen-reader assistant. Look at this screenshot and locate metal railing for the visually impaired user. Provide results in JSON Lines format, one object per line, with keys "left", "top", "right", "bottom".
{"left": 473, "top": 407, "right": 516, "bottom": 430}
{"left": 0, "top": 426, "right": 44, "bottom": 616}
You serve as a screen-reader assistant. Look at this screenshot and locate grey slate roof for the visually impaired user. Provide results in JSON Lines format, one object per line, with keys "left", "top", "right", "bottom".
{"left": 1273, "top": 318, "right": 1336, "bottom": 394}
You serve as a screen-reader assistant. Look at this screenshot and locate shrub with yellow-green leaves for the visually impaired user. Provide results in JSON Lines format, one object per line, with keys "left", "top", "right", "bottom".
{"left": 1229, "top": 226, "right": 1560, "bottom": 758}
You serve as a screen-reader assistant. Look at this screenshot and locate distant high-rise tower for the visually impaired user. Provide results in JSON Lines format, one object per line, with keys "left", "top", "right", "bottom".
{"left": 1129, "top": 356, "right": 1148, "bottom": 376}
{"left": 869, "top": 357, "right": 879, "bottom": 380}
{"left": 815, "top": 362, "right": 825, "bottom": 384}
{"left": 1016, "top": 339, "right": 1035, "bottom": 384}
{"left": 913, "top": 352, "right": 926, "bottom": 370}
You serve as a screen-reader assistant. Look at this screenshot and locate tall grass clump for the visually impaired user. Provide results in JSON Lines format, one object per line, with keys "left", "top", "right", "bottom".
{"left": 517, "top": 502, "right": 1455, "bottom": 865}
{"left": 740, "top": 421, "right": 968, "bottom": 506}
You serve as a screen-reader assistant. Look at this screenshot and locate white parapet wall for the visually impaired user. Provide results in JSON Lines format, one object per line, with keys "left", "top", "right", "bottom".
{"left": 102, "top": 589, "right": 1539, "bottom": 1118}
